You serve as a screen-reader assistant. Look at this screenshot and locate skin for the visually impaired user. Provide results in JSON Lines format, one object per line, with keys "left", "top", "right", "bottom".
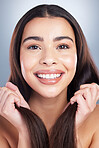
{"left": 20, "top": 17, "right": 77, "bottom": 130}
{"left": 0, "top": 17, "right": 99, "bottom": 148}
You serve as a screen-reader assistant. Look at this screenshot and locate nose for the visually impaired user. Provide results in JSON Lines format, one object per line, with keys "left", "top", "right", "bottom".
{"left": 39, "top": 49, "right": 57, "bottom": 66}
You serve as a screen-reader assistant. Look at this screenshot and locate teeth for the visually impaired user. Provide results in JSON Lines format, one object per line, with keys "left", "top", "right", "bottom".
{"left": 37, "top": 73, "right": 62, "bottom": 79}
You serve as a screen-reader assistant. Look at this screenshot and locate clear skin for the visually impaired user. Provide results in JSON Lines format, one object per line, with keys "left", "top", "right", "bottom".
{"left": 0, "top": 17, "right": 99, "bottom": 148}
{"left": 20, "top": 17, "right": 77, "bottom": 129}
{"left": 20, "top": 17, "right": 77, "bottom": 98}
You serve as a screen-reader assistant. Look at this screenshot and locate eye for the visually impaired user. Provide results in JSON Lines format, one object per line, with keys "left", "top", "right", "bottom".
{"left": 57, "top": 44, "right": 69, "bottom": 50}
{"left": 27, "top": 45, "right": 41, "bottom": 50}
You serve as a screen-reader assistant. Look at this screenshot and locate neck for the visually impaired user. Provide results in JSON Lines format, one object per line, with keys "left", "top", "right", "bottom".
{"left": 28, "top": 89, "right": 67, "bottom": 132}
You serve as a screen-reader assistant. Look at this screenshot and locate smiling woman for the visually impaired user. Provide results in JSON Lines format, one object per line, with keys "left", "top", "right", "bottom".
{"left": 0, "top": 4, "right": 99, "bottom": 148}
{"left": 20, "top": 17, "right": 77, "bottom": 98}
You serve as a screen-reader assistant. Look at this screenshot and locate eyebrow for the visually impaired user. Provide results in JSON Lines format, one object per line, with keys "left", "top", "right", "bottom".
{"left": 53, "top": 36, "right": 73, "bottom": 42}
{"left": 23, "top": 36, "right": 44, "bottom": 43}
{"left": 22, "top": 36, "right": 73, "bottom": 43}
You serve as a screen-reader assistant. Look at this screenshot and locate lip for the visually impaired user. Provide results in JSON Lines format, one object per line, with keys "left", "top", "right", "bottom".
{"left": 34, "top": 69, "right": 65, "bottom": 85}
{"left": 34, "top": 69, "right": 65, "bottom": 74}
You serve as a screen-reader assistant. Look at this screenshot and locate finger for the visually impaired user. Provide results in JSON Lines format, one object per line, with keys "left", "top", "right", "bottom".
{"left": 75, "top": 88, "right": 92, "bottom": 101}
{"left": 75, "top": 88, "right": 96, "bottom": 112}
{"left": 80, "top": 83, "right": 99, "bottom": 102}
{"left": 90, "top": 84, "right": 99, "bottom": 102}
{"left": 0, "top": 92, "right": 20, "bottom": 116}
{"left": 6, "top": 82, "right": 24, "bottom": 101}
{"left": 80, "top": 83, "right": 99, "bottom": 90}
{"left": 71, "top": 94, "right": 89, "bottom": 113}
{"left": 0, "top": 88, "right": 10, "bottom": 108}
{"left": 1, "top": 93, "right": 21, "bottom": 121}
{"left": 0, "top": 87, "right": 19, "bottom": 104}
{"left": 13, "top": 87, "right": 29, "bottom": 109}
{"left": 6, "top": 82, "right": 30, "bottom": 109}
{"left": 70, "top": 91, "right": 87, "bottom": 104}
{"left": 6, "top": 82, "right": 17, "bottom": 91}
{"left": 0, "top": 87, "right": 7, "bottom": 103}
{"left": 1, "top": 93, "right": 21, "bottom": 114}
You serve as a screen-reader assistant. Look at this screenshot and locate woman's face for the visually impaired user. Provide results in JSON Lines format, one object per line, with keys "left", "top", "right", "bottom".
{"left": 20, "top": 17, "right": 77, "bottom": 98}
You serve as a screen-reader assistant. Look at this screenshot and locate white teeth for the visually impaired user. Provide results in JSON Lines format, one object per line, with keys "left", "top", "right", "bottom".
{"left": 37, "top": 73, "right": 61, "bottom": 79}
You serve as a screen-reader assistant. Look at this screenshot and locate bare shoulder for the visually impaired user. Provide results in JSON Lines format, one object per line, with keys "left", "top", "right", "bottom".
{"left": 81, "top": 105, "right": 99, "bottom": 129}
{"left": 78, "top": 105, "right": 99, "bottom": 148}
{"left": 92, "top": 104, "right": 99, "bottom": 114}
{"left": 88, "top": 105, "right": 99, "bottom": 147}
{"left": 89, "top": 104, "right": 99, "bottom": 124}
{"left": 0, "top": 115, "right": 18, "bottom": 148}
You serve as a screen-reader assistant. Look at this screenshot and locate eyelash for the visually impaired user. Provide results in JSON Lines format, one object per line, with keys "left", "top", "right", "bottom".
{"left": 27, "top": 45, "right": 41, "bottom": 50}
{"left": 27, "top": 44, "right": 70, "bottom": 50}
{"left": 57, "top": 44, "right": 70, "bottom": 50}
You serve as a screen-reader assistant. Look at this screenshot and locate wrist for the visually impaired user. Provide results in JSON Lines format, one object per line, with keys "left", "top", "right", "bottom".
{"left": 18, "top": 128, "right": 31, "bottom": 148}
{"left": 18, "top": 125, "right": 29, "bottom": 137}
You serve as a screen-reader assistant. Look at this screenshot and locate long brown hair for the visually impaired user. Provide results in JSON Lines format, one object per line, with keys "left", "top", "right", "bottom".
{"left": 9, "top": 4, "right": 99, "bottom": 148}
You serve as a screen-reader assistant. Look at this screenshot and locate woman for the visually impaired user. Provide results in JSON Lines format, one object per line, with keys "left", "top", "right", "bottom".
{"left": 0, "top": 4, "right": 99, "bottom": 148}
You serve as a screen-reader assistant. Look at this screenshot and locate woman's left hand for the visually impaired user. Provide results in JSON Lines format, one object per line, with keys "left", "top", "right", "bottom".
{"left": 70, "top": 83, "right": 99, "bottom": 128}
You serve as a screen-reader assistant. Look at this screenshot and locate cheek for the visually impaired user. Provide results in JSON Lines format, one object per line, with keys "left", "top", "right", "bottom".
{"left": 61, "top": 54, "right": 77, "bottom": 70}
{"left": 20, "top": 54, "right": 36, "bottom": 76}
{"left": 67, "top": 54, "right": 77, "bottom": 69}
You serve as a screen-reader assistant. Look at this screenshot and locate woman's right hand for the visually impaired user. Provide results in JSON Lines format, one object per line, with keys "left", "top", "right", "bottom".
{"left": 0, "top": 82, "right": 30, "bottom": 132}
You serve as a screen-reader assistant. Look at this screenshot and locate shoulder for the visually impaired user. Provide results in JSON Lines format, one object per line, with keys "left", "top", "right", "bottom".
{"left": 88, "top": 104, "right": 99, "bottom": 125}
{"left": 80, "top": 104, "right": 99, "bottom": 128}
{"left": 81, "top": 105, "right": 99, "bottom": 129}
{"left": 78, "top": 105, "right": 99, "bottom": 148}
{"left": 87, "top": 105, "right": 99, "bottom": 147}
{"left": 0, "top": 115, "right": 18, "bottom": 148}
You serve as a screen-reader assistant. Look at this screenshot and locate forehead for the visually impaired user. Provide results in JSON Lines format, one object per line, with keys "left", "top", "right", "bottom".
{"left": 22, "top": 17, "right": 75, "bottom": 40}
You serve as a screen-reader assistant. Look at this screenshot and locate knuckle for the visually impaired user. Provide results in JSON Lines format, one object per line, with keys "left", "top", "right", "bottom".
{"left": 91, "top": 83, "right": 97, "bottom": 88}
{"left": 7, "top": 93, "right": 19, "bottom": 103}
{"left": 1, "top": 87, "right": 7, "bottom": 91}
{"left": 7, "top": 93, "right": 14, "bottom": 99}
{"left": 76, "top": 93, "right": 82, "bottom": 98}
{"left": 1, "top": 87, "right": 10, "bottom": 94}
{"left": 91, "top": 82, "right": 96, "bottom": 85}
{"left": 4, "top": 89, "right": 10, "bottom": 94}
{"left": 85, "top": 87, "right": 90, "bottom": 93}
{"left": 80, "top": 84, "right": 84, "bottom": 88}
{"left": 14, "top": 84, "right": 18, "bottom": 90}
{"left": 1, "top": 106, "right": 8, "bottom": 115}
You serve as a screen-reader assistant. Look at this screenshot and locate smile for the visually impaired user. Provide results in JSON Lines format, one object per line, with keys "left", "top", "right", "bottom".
{"left": 34, "top": 69, "right": 64, "bottom": 85}
{"left": 36, "top": 73, "right": 62, "bottom": 79}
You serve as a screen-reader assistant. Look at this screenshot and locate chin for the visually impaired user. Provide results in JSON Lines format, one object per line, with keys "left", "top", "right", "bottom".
{"left": 39, "top": 88, "right": 64, "bottom": 99}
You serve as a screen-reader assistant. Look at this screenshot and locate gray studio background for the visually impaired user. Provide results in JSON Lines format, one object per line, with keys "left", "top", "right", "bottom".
{"left": 0, "top": 0, "right": 99, "bottom": 87}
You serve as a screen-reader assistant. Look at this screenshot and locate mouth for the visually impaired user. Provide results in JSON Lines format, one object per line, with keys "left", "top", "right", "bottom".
{"left": 36, "top": 73, "right": 62, "bottom": 79}
{"left": 34, "top": 69, "right": 65, "bottom": 85}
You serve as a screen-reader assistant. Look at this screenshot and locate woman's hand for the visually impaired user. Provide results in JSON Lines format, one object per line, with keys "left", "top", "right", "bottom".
{"left": 70, "top": 83, "right": 99, "bottom": 128}
{"left": 0, "top": 82, "right": 30, "bottom": 132}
